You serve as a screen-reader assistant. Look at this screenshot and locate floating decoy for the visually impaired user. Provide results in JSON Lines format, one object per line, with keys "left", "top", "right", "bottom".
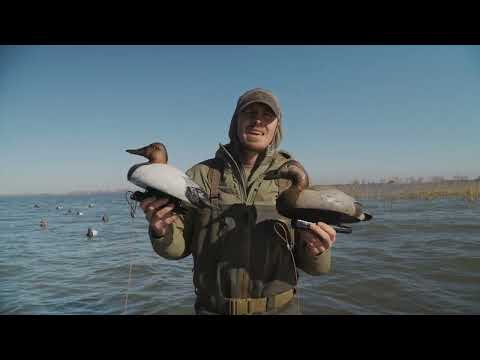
{"left": 86, "top": 228, "right": 98, "bottom": 238}
{"left": 40, "top": 219, "right": 48, "bottom": 229}
{"left": 56, "top": 205, "right": 63, "bottom": 210}
{"left": 264, "top": 160, "right": 372, "bottom": 233}
{"left": 77, "top": 211, "right": 83, "bottom": 216}
{"left": 88, "top": 203, "right": 95, "bottom": 208}
{"left": 126, "top": 142, "right": 213, "bottom": 213}
{"left": 34, "top": 204, "right": 40, "bottom": 208}
{"left": 101, "top": 214, "right": 109, "bottom": 223}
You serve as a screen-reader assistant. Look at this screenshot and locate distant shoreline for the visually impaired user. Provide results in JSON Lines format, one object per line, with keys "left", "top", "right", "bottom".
{"left": 335, "top": 179, "right": 480, "bottom": 201}
{"left": 2, "top": 179, "right": 479, "bottom": 201}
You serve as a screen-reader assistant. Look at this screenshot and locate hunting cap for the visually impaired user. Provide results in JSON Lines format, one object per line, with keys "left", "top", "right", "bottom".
{"left": 234, "top": 88, "right": 282, "bottom": 120}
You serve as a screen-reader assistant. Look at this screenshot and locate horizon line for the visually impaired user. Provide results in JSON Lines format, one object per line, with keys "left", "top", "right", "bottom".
{"left": 1, "top": 176, "right": 479, "bottom": 197}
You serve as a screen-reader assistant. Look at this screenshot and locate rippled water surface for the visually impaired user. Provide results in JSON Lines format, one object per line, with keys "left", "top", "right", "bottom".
{"left": 1, "top": 194, "right": 479, "bottom": 314}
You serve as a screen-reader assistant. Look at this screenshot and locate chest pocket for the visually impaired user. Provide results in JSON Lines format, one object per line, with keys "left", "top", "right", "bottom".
{"left": 218, "top": 180, "right": 242, "bottom": 204}
{"left": 251, "top": 179, "right": 281, "bottom": 206}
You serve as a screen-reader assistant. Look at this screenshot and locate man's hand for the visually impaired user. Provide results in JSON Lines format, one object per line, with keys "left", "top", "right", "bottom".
{"left": 298, "top": 222, "right": 336, "bottom": 256}
{"left": 140, "top": 197, "right": 178, "bottom": 237}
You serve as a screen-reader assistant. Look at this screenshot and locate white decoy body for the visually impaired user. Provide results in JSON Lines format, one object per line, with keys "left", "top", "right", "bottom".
{"left": 128, "top": 162, "right": 208, "bottom": 207}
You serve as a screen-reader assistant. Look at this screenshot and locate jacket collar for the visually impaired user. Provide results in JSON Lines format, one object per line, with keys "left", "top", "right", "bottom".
{"left": 216, "top": 142, "right": 278, "bottom": 187}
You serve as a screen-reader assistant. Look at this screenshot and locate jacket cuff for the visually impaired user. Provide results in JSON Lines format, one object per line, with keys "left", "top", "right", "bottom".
{"left": 149, "top": 225, "right": 173, "bottom": 247}
{"left": 297, "top": 247, "right": 331, "bottom": 275}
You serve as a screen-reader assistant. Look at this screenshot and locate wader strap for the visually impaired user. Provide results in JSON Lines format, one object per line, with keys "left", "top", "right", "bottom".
{"left": 195, "top": 159, "right": 222, "bottom": 285}
{"left": 207, "top": 159, "right": 223, "bottom": 206}
{"left": 222, "top": 289, "right": 295, "bottom": 315}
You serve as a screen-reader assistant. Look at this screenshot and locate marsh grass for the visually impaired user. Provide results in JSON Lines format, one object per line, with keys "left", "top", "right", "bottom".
{"left": 334, "top": 180, "right": 480, "bottom": 202}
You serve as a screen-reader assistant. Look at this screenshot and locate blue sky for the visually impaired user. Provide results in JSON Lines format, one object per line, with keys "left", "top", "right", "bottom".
{"left": 0, "top": 45, "right": 479, "bottom": 195}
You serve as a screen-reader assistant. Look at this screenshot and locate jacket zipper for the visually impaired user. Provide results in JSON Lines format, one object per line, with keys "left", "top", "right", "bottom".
{"left": 219, "top": 143, "right": 248, "bottom": 203}
{"left": 219, "top": 144, "right": 253, "bottom": 297}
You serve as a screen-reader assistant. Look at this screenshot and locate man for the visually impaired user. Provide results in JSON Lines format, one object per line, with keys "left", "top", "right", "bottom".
{"left": 140, "top": 88, "right": 336, "bottom": 315}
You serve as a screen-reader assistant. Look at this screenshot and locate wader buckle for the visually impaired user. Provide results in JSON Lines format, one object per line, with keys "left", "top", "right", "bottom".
{"left": 224, "top": 290, "right": 294, "bottom": 315}
{"left": 228, "top": 298, "right": 255, "bottom": 315}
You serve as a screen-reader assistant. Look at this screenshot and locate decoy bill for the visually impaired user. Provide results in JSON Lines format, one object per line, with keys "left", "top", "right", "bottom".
{"left": 126, "top": 142, "right": 214, "bottom": 213}
{"left": 264, "top": 160, "right": 372, "bottom": 233}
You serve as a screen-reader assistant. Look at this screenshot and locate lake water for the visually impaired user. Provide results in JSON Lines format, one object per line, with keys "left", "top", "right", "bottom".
{"left": 1, "top": 193, "right": 479, "bottom": 315}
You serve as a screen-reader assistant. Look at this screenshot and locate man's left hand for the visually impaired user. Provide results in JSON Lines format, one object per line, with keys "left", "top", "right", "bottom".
{"left": 298, "top": 222, "right": 336, "bottom": 256}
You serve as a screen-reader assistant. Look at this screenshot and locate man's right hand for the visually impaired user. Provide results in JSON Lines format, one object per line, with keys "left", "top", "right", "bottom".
{"left": 140, "top": 197, "right": 178, "bottom": 238}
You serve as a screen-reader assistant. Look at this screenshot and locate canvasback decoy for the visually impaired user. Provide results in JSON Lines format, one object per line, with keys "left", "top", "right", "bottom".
{"left": 40, "top": 219, "right": 48, "bottom": 229}
{"left": 264, "top": 160, "right": 372, "bottom": 233}
{"left": 126, "top": 142, "right": 213, "bottom": 213}
{"left": 77, "top": 211, "right": 83, "bottom": 216}
{"left": 86, "top": 228, "right": 98, "bottom": 238}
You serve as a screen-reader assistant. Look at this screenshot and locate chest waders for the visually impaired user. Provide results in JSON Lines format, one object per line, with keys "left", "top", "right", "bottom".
{"left": 194, "top": 158, "right": 299, "bottom": 315}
